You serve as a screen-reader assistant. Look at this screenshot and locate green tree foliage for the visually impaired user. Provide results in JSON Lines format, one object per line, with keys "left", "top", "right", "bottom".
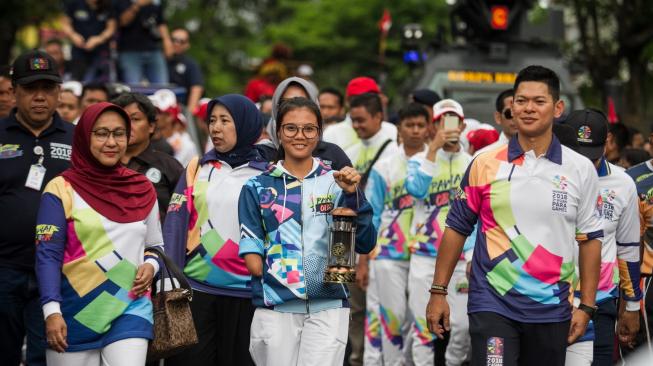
{"left": 561, "top": 0, "right": 653, "bottom": 127}
{"left": 168, "top": 0, "right": 448, "bottom": 99}
{"left": 0, "top": 0, "right": 61, "bottom": 64}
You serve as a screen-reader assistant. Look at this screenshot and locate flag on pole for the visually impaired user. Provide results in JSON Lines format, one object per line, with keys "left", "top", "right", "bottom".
{"left": 378, "top": 9, "right": 392, "bottom": 34}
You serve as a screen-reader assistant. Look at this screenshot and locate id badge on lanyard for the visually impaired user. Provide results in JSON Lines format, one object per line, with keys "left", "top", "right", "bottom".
{"left": 25, "top": 145, "right": 46, "bottom": 191}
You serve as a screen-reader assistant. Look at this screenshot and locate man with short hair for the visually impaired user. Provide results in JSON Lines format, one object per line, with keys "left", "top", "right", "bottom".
{"left": 365, "top": 103, "right": 430, "bottom": 365}
{"left": 0, "top": 65, "right": 15, "bottom": 118}
{"left": 80, "top": 81, "right": 109, "bottom": 110}
{"left": 113, "top": 92, "right": 183, "bottom": 222}
{"left": 564, "top": 109, "right": 641, "bottom": 366}
{"left": 0, "top": 50, "right": 73, "bottom": 366}
{"left": 57, "top": 89, "right": 81, "bottom": 124}
{"left": 168, "top": 28, "right": 204, "bottom": 110}
{"left": 475, "top": 89, "right": 515, "bottom": 156}
{"left": 426, "top": 65, "right": 603, "bottom": 365}
{"left": 405, "top": 98, "right": 473, "bottom": 365}
{"left": 323, "top": 77, "right": 397, "bottom": 151}
{"left": 319, "top": 87, "right": 345, "bottom": 122}
{"left": 410, "top": 88, "right": 441, "bottom": 122}
{"left": 345, "top": 91, "right": 401, "bottom": 366}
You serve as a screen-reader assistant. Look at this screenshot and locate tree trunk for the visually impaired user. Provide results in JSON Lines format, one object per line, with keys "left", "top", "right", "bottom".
{"left": 623, "top": 54, "right": 646, "bottom": 130}
{"left": 0, "top": 21, "right": 17, "bottom": 65}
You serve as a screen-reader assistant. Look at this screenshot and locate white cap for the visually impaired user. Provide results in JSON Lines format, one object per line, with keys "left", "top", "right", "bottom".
{"left": 149, "top": 89, "right": 178, "bottom": 111}
{"left": 61, "top": 81, "right": 83, "bottom": 97}
{"left": 433, "top": 98, "right": 464, "bottom": 121}
{"left": 297, "top": 64, "right": 314, "bottom": 77}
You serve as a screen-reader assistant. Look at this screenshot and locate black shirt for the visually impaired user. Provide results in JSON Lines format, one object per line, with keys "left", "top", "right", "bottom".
{"left": 168, "top": 54, "right": 204, "bottom": 105}
{"left": 126, "top": 143, "right": 183, "bottom": 222}
{"left": 0, "top": 110, "right": 74, "bottom": 271}
{"left": 115, "top": 0, "right": 165, "bottom": 52}
{"left": 65, "top": 0, "right": 116, "bottom": 58}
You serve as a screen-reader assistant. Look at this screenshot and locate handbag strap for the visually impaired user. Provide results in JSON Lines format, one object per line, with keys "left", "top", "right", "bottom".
{"left": 147, "top": 246, "right": 193, "bottom": 299}
{"left": 359, "top": 139, "right": 392, "bottom": 190}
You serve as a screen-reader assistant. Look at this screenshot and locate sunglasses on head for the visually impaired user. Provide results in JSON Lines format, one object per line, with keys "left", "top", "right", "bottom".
{"left": 502, "top": 108, "right": 512, "bottom": 120}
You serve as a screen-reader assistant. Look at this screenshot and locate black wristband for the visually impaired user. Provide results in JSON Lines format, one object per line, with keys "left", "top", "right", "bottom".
{"left": 578, "top": 303, "right": 597, "bottom": 318}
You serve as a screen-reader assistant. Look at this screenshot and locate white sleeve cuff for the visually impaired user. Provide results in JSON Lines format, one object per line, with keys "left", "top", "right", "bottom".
{"left": 145, "top": 258, "right": 160, "bottom": 275}
{"left": 625, "top": 300, "right": 641, "bottom": 312}
{"left": 43, "top": 301, "right": 61, "bottom": 320}
{"left": 418, "top": 157, "right": 438, "bottom": 176}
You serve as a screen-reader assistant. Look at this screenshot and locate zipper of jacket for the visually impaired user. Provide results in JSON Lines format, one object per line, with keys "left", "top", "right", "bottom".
{"left": 300, "top": 179, "right": 310, "bottom": 314}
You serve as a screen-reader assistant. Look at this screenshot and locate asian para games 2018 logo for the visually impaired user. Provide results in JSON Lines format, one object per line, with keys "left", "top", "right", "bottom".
{"left": 578, "top": 126, "right": 592, "bottom": 143}
{"left": 552, "top": 175, "right": 568, "bottom": 191}
{"left": 167, "top": 193, "right": 187, "bottom": 213}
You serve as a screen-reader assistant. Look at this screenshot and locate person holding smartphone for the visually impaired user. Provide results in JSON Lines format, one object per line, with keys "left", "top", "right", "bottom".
{"left": 404, "top": 99, "right": 473, "bottom": 365}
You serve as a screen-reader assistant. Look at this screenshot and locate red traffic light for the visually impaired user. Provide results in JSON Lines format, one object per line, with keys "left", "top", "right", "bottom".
{"left": 490, "top": 5, "right": 509, "bottom": 30}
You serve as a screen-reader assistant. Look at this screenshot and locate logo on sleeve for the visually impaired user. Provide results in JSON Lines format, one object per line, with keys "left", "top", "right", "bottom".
{"left": 50, "top": 143, "right": 71, "bottom": 160}
{"left": 35, "top": 224, "right": 59, "bottom": 242}
{"left": 551, "top": 175, "right": 568, "bottom": 213}
{"left": 167, "top": 193, "right": 187, "bottom": 213}
{"left": 0, "top": 144, "right": 23, "bottom": 159}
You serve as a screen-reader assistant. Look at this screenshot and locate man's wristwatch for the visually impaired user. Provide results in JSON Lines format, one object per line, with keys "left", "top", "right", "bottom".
{"left": 578, "top": 303, "right": 598, "bottom": 318}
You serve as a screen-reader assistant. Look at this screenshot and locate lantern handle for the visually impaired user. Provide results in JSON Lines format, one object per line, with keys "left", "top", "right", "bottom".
{"left": 326, "top": 180, "right": 361, "bottom": 212}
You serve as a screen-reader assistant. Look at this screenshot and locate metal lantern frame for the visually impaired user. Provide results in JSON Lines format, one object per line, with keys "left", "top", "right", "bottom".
{"left": 323, "top": 184, "right": 360, "bottom": 284}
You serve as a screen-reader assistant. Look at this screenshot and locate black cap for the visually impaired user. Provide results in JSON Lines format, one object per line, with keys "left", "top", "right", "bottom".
{"left": 552, "top": 123, "right": 579, "bottom": 152}
{"left": 564, "top": 109, "right": 608, "bottom": 160}
{"left": 11, "top": 49, "right": 62, "bottom": 85}
{"left": 412, "top": 89, "right": 441, "bottom": 107}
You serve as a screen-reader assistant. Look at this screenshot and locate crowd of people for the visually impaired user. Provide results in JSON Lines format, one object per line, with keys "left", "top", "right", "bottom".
{"left": 1, "top": 28, "right": 653, "bottom": 366}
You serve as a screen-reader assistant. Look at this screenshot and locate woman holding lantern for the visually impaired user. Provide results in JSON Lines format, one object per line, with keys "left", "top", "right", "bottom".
{"left": 238, "top": 97, "right": 376, "bottom": 366}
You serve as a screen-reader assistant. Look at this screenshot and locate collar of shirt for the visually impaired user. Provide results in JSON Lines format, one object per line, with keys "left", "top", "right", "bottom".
{"left": 597, "top": 156, "right": 611, "bottom": 177}
{"left": 131, "top": 143, "right": 159, "bottom": 166}
{"left": 507, "top": 134, "right": 562, "bottom": 165}
{"left": 3, "top": 108, "right": 68, "bottom": 137}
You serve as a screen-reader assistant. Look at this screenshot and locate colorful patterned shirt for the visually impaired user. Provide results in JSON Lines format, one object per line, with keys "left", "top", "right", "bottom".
{"left": 366, "top": 146, "right": 422, "bottom": 260}
{"left": 625, "top": 160, "right": 653, "bottom": 276}
{"left": 36, "top": 177, "right": 162, "bottom": 351}
{"left": 446, "top": 136, "right": 603, "bottom": 323}
{"left": 405, "top": 148, "right": 473, "bottom": 258}
{"left": 163, "top": 153, "right": 268, "bottom": 298}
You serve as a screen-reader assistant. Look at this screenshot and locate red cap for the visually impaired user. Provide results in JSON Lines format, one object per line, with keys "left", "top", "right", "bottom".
{"left": 346, "top": 77, "right": 381, "bottom": 98}
{"left": 193, "top": 99, "right": 210, "bottom": 121}
{"left": 467, "top": 129, "right": 499, "bottom": 152}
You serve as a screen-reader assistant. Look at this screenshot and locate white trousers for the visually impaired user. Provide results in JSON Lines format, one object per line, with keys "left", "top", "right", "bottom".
{"left": 249, "top": 307, "right": 350, "bottom": 366}
{"left": 364, "top": 259, "right": 411, "bottom": 366}
{"left": 408, "top": 255, "right": 470, "bottom": 366}
{"left": 45, "top": 338, "right": 148, "bottom": 366}
{"left": 565, "top": 341, "right": 594, "bottom": 366}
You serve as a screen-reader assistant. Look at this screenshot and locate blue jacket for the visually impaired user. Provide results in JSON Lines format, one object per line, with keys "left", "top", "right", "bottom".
{"left": 238, "top": 158, "right": 376, "bottom": 313}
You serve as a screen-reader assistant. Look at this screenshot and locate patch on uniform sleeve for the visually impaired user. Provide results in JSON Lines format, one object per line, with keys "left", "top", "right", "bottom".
{"left": 36, "top": 224, "right": 59, "bottom": 242}
{"left": 486, "top": 336, "right": 504, "bottom": 365}
{"left": 167, "top": 193, "right": 187, "bottom": 213}
{"left": 0, "top": 144, "right": 23, "bottom": 159}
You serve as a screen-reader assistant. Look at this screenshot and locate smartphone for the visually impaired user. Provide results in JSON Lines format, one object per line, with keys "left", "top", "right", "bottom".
{"left": 443, "top": 115, "right": 460, "bottom": 143}
{"left": 443, "top": 115, "right": 459, "bottom": 131}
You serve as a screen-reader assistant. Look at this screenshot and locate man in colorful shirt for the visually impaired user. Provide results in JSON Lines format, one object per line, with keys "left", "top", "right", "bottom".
{"left": 426, "top": 65, "right": 603, "bottom": 365}
{"left": 564, "top": 109, "right": 641, "bottom": 365}
{"left": 405, "top": 99, "right": 473, "bottom": 365}
{"left": 364, "top": 103, "right": 429, "bottom": 365}
{"left": 340, "top": 91, "right": 400, "bottom": 366}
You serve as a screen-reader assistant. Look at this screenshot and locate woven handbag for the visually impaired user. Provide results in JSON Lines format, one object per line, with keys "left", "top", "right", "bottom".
{"left": 146, "top": 247, "right": 198, "bottom": 362}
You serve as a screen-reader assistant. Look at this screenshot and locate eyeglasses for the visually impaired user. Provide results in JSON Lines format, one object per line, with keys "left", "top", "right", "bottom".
{"left": 502, "top": 108, "right": 512, "bottom": 120}
{"left": 280, "top": 124, "right": 320, "bottom": 139}
{"left": 172, "top": 38, "right": 188, "bottom": 44}
{"left": 92, "top": 128, "right": 128, "bottom": 142}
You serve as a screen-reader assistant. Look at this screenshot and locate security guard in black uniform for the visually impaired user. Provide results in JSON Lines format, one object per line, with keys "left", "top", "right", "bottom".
{"left": 113, "top": 92, "right": 184, "bottom": 222}
{"left": 0, "top": 50, "right": 73, "bottom": 366}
